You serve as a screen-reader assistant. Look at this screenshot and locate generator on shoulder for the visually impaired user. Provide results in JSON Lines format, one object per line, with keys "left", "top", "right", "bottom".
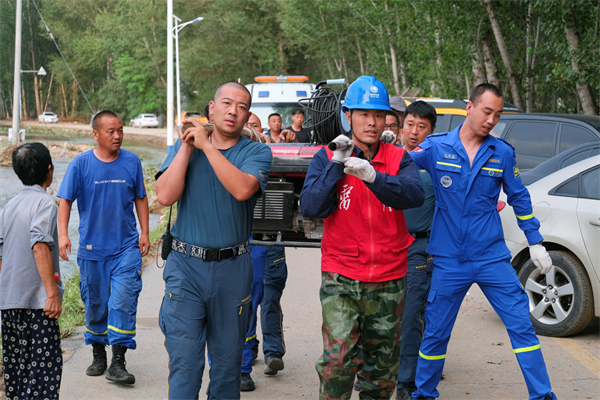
{"left": 247, "top": 77, "right": 348, "bottom": 248}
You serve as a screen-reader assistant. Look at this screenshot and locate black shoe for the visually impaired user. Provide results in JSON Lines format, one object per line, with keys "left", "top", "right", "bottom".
{"left": 240, "top": 373, "right": 255, "bottom": 391}
{"left": 86, "top": 342, "right": 107, "bottom": 376}
{"left": 354, "top": 379, "right": 363, "bottom": 392}
{"left": 252, "top": 339, "right": 259, "bottom": 365}
{"left": 397, "top": 384, "right": 418, "bottom": 400}
{"left": 106, "top": 345, "right": 135, "bottom": 384}
{"left": 264, "top": 354, "right": 284, "bottom": 375}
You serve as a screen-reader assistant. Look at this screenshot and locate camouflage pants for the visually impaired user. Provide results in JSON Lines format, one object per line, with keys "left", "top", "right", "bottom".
{"left": 316, "top": 272, "right": 406, "bottom": 400}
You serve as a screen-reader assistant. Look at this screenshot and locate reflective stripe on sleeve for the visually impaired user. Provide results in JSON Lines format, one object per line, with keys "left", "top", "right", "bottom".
{"left": 516, "top": 213, "right": 534, "bottom": 220}
{"left": 245, "top": 333, "right": 257, "bottom": 342}
{"left": 419, "top": 350, "right": 446, "bottom": 360}
{"left": 108, "top": 325, "right": 136, "bottom": 335}
{"left": 436, "top": 161, "right": 461, "bottom": 168}
{"left": 514, "top": 344, "right": 541, "bottom": 354}
{"left": 86, "top": 328, "right": 108, "bottom": 335}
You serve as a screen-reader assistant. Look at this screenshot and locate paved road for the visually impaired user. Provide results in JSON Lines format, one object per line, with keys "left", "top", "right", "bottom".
{"left": 59, "top": 248, "right": 599, "bottom": 400}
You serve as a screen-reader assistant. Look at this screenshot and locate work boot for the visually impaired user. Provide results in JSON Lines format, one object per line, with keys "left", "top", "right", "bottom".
{"left": 397, "top": 383, "right": 418, "bottom": 400}
{"left": 543, "top": 393, "right": 558, "bottom": 400}
{"left": 264, "top": 354, "right": 284, "bottom": 375}
{"left": 86, "top": 342, "right": 107, "bottom": 376}
{"left": 240, "top": 373, "right": 255, "bottom": 391}
{"left": 251, "top": 339, "right": 260, "bottom": 365}
{"left": 106, "top": 345, "right": 135, "bottom": 384}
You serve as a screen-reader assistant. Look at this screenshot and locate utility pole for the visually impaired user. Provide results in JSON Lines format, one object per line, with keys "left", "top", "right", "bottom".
{"left": 167, "top": 0, "right": 174, "bottom": 153}
{"left": 11, "top": 0, "right": 22, "bottom": 145}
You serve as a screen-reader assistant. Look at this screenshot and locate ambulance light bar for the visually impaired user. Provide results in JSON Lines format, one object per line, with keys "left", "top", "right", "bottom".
{"left": 255, "top": 75, "right": 309, "bottom": 82}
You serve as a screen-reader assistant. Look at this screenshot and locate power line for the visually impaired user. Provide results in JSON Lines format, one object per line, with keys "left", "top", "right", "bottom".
{"left": 32, "top": 0, "right": 94, "bottom": 113}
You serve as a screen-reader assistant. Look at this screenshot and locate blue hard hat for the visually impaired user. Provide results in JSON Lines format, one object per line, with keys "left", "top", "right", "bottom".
{"left": 342, "top": 76, "right": 391, "bottom": 112}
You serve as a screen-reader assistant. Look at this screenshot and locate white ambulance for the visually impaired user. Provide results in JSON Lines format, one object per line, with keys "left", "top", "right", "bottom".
{"left": 245, "top": 75, "right": 316, "bottom": 130}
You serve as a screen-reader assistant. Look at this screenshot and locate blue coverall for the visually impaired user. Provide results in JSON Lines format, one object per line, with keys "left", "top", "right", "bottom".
{"left": 241, "top": 244, "right": 288, "bottom": 374}
{"left": 409, "top": 126, "right": 555, "bottom": 400}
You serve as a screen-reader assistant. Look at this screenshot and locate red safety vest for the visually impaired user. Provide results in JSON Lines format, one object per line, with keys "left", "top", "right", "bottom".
{"left": 322, "top": 144, "right": 414, "bottom": 282}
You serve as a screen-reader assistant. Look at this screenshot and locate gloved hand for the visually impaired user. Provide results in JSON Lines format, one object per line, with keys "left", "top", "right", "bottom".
{"left": 331, "top": 134, "right": 354, "bottom": 162}
{"left": 343, "top": 157, "right": 376, "bottom": 183}
{"left": 529, "top": 243, "right": 552, "bottom": 274}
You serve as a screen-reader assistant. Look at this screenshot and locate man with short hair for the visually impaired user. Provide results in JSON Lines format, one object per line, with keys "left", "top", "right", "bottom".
{"left": 410, "top": 83, "right": 556, "bottom": 400}
{"left": 285, "top": 108, "right": 311, "bottom": 143}
{"left": 1, "top": 143, "right": 64, "bottom": 400}
{"left": 300, "top": 75, "right": 424, "bottom": 400}
{"left": 155, "top": 81, "right": 272, "bottom": 399}
{"left": 395, "top": 101, "right": 437, "bottom": 400}
{"left": 385, "top": 111, "right": 401, "bottom": 145}
{"left": 267, "top": 113, "right": 296, "bottom": 143}
{"left": 58, "top": 110, "right": 149, "bottom": 385}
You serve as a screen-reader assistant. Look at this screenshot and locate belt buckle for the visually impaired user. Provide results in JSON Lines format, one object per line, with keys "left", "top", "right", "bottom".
{"left": 218, "top": 247, "right": 234, "bottom": 261}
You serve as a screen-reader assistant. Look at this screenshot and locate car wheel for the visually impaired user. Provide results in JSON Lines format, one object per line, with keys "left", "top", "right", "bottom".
{"left": 518, "top": 250, "right": 594, "bottom": 337}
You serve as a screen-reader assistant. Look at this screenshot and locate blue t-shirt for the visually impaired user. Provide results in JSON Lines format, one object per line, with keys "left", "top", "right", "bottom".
{"left": 158, "top": 136, "right": 272, "bottom": 248}
{"left": 403, "top": 169, "right": 435, "bottom": 234}
{"left": 58, "top": 149, "right": 146, "bottom": 260}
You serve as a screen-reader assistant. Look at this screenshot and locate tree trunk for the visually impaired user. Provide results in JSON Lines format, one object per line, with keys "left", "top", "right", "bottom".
{"left": 526, "top": 4, "right": 533, "bottom": 113}
{"left": 71, "top": 81, "right": 77, "bottom": 116}
{"left": 44, "top": 71, "right": 54, "bottom": 113}
{"left": 399, "top": 59, "right": 407, "bottom": 92}
{"left": 356, "top": 37, "right": 365, "bottom": 75}
{"left": 483, "top": 0, "right": 523, "bottom": 109}
{"left": 26, "top": 1, "right": 42, "bottom": 117}
{"left": 61, "top": 83, "right": 68, "bottom": 118}
{"left": 471, "top": 43, "right": 486, "bottom": 86}
{"left": 389, "top": 43, "right": 400, "bottom": 96}
{"left": 22, "top": 86, "right": 28, "bottom": 120}
{"left": 481, "top": 36, "right": 500, "bottom": 87}
{"left": 563, "top": 4, "right": 598, "bottom": 114}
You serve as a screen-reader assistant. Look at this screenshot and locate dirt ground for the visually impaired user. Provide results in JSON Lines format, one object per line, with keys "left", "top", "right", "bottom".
{"left": 0, "top": 141, "right": 93, "bottom": 166}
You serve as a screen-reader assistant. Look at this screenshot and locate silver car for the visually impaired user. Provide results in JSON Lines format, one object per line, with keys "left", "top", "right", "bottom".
{"left": 130, "top": 113, "right": 159, "bottom": 128}
{"left": 38, "top": 111, "right": 59, "bottom": 123}
{"left": 499, "top": 155, "right": 599, "bottom": 337}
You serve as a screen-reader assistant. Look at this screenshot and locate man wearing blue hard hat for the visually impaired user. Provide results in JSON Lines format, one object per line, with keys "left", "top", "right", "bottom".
{"left": 300, "top": 76, "right": 425, "bottom": 399}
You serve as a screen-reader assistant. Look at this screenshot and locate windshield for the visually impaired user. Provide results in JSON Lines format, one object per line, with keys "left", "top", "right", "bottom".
{"left": 249, "top": 102, "right": 303, "bottom": 130}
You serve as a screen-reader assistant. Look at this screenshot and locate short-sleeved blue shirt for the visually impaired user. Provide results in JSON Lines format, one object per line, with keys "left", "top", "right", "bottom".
{"left": 57, "top": 149, "right": 146, "bottom": 260}
{"left": 158, "top": 137, "right": 272, "bottom": 248}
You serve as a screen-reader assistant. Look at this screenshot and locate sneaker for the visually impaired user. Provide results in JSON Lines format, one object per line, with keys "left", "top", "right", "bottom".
{"left": 106, "top": 345, "right": 135, "bottom": 385}
{"left": 86, "top": 343, "right": 107, "bottom": 376}
{"left": 353, "top": 379, "right": 363, "bottom": 392}
{"left": 543, "top": 393, "right": 557, "bottom": 400}
{"left": 240, "top": 373, "right": 255, "bottom": 391}
{"left": 397, "top": 384, "right": 418, "bottom": 400}
{"left": 264, "top": 354, "right": 284, "bottom": 375}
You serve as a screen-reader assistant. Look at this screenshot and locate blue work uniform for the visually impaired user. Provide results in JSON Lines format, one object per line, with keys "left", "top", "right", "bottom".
{"left": 241, "top": 240, "right": 287, "bottom": 374}
{"left": 397, "top": 169, "right": 435, "bottom": 389}
{"left": 409, "top": 125, "right": 555, "bottom": 400}
{"left": 157, "top": 137, "right": 272, "bottom": 400}
{"left": 58, "top": 149, "right": 146, "bottom": 349}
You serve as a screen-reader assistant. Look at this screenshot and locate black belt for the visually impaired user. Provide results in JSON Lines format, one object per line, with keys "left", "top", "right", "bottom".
{"left": 411, "top": 231, "right": 430, "bottom": 239}
{"left": 172, "top": 238, "right": 249, "bottom": 262}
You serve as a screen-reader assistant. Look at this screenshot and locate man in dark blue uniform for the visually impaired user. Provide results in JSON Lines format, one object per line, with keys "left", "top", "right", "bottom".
{"left": 155, "top": 82, "right": 272, "bottom": 400}
{"left": 395, "top": 101, "right": 437, "bottom": 399}
{"left": 409, "top": 84, "right": 556, "bottom": 400}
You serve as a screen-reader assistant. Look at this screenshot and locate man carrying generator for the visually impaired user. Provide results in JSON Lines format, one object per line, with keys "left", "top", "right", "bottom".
{"left": 409, "top": 83, "right": 556, "bottom": 400}
{"left": 300, "top": 75, "right": 425, "bottom": 400}
{"left": 58, "top": 110, "right": 149, "bottom": 385}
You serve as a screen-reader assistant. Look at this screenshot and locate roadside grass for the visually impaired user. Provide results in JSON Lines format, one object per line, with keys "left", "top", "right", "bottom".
{"left": 0, "top": 125, "right": 91, "bottom": 140}
{"left": 58, "top": 272, "right": 86, "bottom": 337}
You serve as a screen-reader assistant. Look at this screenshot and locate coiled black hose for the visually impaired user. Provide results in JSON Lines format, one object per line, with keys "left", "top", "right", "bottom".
{"left": 300, "top": 87, "right": 348, "bottom": 144}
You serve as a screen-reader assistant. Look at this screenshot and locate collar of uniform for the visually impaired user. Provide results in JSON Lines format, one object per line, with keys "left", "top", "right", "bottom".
{"left": 443, "top": 123, "right": 496, "bottom": 162}
{"left": 353, "top": 143, "right": 382, "bottom": 163}
{"left": 23, "top": 184, "right": 47, "bottom": 194}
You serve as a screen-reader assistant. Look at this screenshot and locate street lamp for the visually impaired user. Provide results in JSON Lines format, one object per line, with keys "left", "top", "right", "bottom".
{"left": 172, "top": 16, "right": 202, "bottom": 129}
{"left": 10, "top": 66, "right": 47, "bottom": 144}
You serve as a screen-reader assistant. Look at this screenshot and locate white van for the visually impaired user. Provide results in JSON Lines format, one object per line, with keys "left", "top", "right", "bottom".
{"left": 245, "top": 76, "right": 315, "bottom": 130}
